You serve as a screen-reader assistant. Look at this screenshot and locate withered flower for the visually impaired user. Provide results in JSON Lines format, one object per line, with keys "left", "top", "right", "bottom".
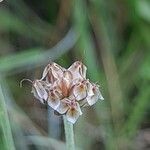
{"left": 30, "top": 61, "right": 104, "bottom": 123}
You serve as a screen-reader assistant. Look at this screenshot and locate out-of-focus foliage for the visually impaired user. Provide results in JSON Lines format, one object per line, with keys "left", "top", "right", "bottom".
{"left": 0, "top": 0, "right": 150, "bottom": 150}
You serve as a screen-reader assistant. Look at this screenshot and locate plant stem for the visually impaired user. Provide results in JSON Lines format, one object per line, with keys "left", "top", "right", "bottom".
{"left": 63, "top": 116, "right": 75, "bottom": 150}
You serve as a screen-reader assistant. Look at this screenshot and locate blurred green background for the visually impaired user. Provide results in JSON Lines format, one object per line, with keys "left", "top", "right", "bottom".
{"left": 0, "top": 0, "right": 150, "bottom": 150}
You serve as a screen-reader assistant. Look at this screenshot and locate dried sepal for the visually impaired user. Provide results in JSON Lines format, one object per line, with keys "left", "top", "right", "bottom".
{"left": 31, "top": 87, "right": 44, "bottom": 103}
{"left": 31, "top": 80, "right": 48, "bottom": 103}
{"left": 47, "top": 90, "right": 61, "bottom": 110}
{"left": 56, "top": 98, "right": 69, "bottom": 114}
{"left": 72, "top": 82, "right": 87, "bottom": 101}
{"left": 68, "top": 61, "right": 87, "bottom": 80}
{"left": 56, "top": 98, "right": 83, "bottom": 124}
{"left": 86, "top": 84, "right": 104, "bottom": 106}
{"left": 50, "top": 62, "right": 65, "bottom": 79}
{"left": 66, "top": 102, "right": 82, "bottom": 124}
{"left": 41, "top": 62, "right": 65, "bottom": 83}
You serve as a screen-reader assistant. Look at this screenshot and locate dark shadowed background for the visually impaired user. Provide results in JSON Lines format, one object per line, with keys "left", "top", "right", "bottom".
{"left": 0, "top": 0, "right": 150, "bottom": 150}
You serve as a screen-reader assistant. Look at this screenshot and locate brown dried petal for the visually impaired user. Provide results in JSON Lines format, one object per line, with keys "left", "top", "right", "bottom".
{"left": 41, "top": 64, "right": 51, "bottom": 80}
{"left": 86, "top": 84, "right": 104, "bottom": 106}
{"left": 68, "top": 61, "right": 87, "bottom": 81}
{"left": 47, "top": 89, "right": 62, "bottom": 110}
{"left": 66, "top": 102, "right": 82, "bottom": 124}
{"left": 56, "top": 98, "right": 69, "bottom": 114}
{"left": 31, "top": 87, "right": 45, "bottom": 103}
{"left": 86, "top": 80, "right": 95, "bottom": 97}
{"left": 73, "top": 82, "right": 87, "bottom": 101}
{"left": 32, "top": 80, "right": 48, "bottom": 101}
{"left": 51, "top": 62, "right": 65, "bottom": 79}
{"left": 42, "top": 62, "right": 65, "bottom": 83}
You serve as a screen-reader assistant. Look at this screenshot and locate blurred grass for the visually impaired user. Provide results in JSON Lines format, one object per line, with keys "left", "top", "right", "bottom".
{"left": 0, "top": 0, "right": 150, "bottom": 150}
{"left": 123, "top": 83, "right": 150, "bottom": 137}
{"left": 73, "top": 0, "right": 125, "bottom": 149}
{"left": 0, "top": 28, "right": 77, "bottom": 74}
{"left": 0, "top": 82, "right": 15, "bottom": 150}
{"left": 0, "top": 9, "right": 51, "bottom": 42}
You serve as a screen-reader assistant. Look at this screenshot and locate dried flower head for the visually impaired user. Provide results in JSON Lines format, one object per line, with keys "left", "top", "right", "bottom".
{"left": 24, "top": 61, "right": 104, "bottom": 124}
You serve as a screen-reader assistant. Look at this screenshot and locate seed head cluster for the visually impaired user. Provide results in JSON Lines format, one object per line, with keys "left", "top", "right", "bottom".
{"left": 31, "top": 61, "right": 104, "bottom": 123}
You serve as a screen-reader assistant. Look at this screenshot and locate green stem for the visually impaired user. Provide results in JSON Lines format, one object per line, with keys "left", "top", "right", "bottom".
{"left": 0, "top": 83, "right": 15, "bottom": 150}
{"left": 63, "top": 116, "right": 75, "bottom": 150}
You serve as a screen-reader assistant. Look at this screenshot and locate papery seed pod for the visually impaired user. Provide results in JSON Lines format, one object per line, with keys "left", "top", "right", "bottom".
{"left": 56, "top": 98, "right": 70, "bottom": 114}
{"left": 25, "top": 61, "right": 104, "bottom": 124}
{"left": 47, "top": 89, "right": 61, "bottom": 110}
{"left": 67, "top": 100, "right": 82, "bottom": 124}
{"left": 56, "top": 98, "right": 82, "bottom": 124}
{"left": 72, "top": 82, "right": 87, "bottom": 101}
{"left": 86, "top": 84, "right": 104, "bottom": 106}
{"left": 42, "top": 62, "right": 65, "bottom": 83}
{"left": 31, "top": 80, "right": 48, "bottom": 103}
{"left": 68, "top": 61, "right": 87, "bottom": 80}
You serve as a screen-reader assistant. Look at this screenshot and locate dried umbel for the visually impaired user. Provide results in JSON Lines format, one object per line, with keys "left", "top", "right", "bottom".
{"left": 25, "top": 61, "right": 104, "bottom": 124}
